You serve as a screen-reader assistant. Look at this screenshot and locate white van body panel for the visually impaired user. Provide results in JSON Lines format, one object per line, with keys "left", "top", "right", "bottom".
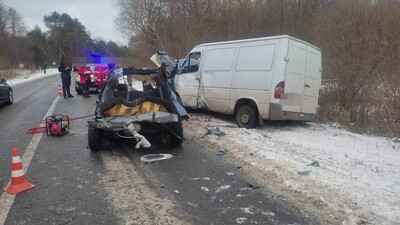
{"left": 176, "top": 48, "right": 202, "bottom": 107}
{"left": 176, "top": 70, "right": 200, "bottom": 107}
{"left": 231, "top": 41, "right": 280, "bottom": 119}
{"left": 175, "top": 35, "right": 321, "bottom": 122}
{"left": 200, "top": 47, "right": 236, "bottom": 113}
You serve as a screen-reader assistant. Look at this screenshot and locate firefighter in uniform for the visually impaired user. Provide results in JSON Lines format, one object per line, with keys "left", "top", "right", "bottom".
{"left": 77, "top": 66, "right": 92, "bottom": 98}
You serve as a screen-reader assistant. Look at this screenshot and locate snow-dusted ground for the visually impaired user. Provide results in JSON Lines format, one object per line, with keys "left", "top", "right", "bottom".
{"left": 7, "top": 73, "right": 400, "bottom": 224}
{"left": 6, "top": 69, "right": 58, "bottom": 86}
{"left": 183, "top": 113, "right": 400, "bottom": 225}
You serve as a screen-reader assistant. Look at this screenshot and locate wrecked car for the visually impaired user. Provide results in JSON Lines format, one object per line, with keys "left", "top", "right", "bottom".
{"left": 87, "top": 52, "right": 188, "bottom": 151}
{"left": 0, "top": 78, "right": 13, "bottom": 105}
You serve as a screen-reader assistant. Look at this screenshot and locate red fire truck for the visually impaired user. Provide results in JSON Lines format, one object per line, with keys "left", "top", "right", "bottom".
{"left": 75, "top": 66, "right": 109, "bottom": 94}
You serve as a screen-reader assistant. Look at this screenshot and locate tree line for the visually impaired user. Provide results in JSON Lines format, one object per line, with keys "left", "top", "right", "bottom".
{"left": 0, "top": 1, "right": 130, "bottom": 74}
{"left": 116, "top": 0, "right": 400, "bottom": 137}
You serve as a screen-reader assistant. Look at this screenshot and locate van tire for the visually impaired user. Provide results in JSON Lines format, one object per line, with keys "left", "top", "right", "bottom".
{"left": 236, "top": 105, "right": 258, "bottom": 129}
{"left": 88, "top": 127, "right": 103, "bottom": 151}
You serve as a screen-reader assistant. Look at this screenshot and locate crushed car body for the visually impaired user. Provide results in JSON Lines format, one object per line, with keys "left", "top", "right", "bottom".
{"left": 87, "top": 52, "right": 188, "bottom": 151}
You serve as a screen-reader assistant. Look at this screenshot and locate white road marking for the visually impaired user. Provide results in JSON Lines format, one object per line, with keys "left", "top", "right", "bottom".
{"left": 0, "top": 96, "right": 60, "bottom": 225}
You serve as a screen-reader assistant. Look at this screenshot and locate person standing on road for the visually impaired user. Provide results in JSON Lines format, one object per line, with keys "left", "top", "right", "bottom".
{"left": 58, "top": 60, "right": 74, "bottom": 99}
{"left": 42, "top": 62, "right": 47, "bottom": 74}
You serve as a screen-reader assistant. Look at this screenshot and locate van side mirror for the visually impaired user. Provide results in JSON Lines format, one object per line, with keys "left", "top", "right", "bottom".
{"left": 176, "top": 59, "right": 186, "bottom": 74}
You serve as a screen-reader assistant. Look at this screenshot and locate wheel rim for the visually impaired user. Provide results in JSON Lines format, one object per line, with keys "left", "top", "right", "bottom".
{"left": 240, "top": 111, "right": 251, "bottom": 124}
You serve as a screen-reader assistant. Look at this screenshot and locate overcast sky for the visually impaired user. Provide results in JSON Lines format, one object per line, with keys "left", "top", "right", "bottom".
{"left": 3, "top": 0, "right": 127, "bottom": 45}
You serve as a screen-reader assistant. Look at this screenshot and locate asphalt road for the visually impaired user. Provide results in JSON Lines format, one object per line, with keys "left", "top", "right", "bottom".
{"left": 0, "top": 72, "right": 317, "bottom": 225}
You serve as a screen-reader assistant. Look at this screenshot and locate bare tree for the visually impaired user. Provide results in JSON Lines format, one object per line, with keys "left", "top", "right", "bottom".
{"left": 7, "top": 7, "right": 27, "bottom": 37}
{"left": 313, "top": 0, "right": 400, "bottom": 136}
{"left": 0, "top": 0, "right": 6, "bottom": 36}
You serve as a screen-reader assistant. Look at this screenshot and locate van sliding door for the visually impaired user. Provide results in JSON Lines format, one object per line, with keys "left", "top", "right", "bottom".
{"left": 200, "top": 47, "right": 235, "bottom": 112}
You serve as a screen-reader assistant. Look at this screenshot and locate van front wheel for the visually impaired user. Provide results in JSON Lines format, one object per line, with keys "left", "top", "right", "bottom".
{"left": 236, "top": 105, "right": 258, "bottom": 129}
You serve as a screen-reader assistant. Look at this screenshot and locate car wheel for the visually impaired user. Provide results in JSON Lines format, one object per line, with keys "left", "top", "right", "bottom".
{"left": 236, "top": 105, "right": 258, "bottom": 129}
{"left": 88, "top": 127, "right": 103, "bottom": 151}
{"left": 6, "top": 89, "right": 13, "bottom": 105}
{"left": 170, "top": 121, "right": 183, "bottom": 147}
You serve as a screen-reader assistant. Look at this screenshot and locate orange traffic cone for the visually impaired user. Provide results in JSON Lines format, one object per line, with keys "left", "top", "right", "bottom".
{"left": 3, "top": 148, "right": 35, "bottom": 194}
{"left": 57, "top": 85, "right": 63, "bottom": 96}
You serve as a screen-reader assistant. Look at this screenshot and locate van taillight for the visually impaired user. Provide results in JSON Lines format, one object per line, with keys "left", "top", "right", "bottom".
{"left": 274, "top": 81, "right": 285, "bottom": 99}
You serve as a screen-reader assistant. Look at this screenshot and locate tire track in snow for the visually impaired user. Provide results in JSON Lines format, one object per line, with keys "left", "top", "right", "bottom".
{"left": 100, "top": 151, "right": 190, "bottom": 225}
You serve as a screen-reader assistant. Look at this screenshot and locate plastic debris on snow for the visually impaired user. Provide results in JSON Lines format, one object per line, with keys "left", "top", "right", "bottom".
{"left": 217, "top": 145, "right": 227, "bottom": 156}
{"left": 204, "top": 127, "right": 226, "bottom": 137}
{"left": 297, "top": 170, "right": 312, "bottom": 176}
{"left": 246, "top": 182, "right": 261, "bottom": 189}
{"left": 308, "top": 160, "right": 320, "bottom": 167}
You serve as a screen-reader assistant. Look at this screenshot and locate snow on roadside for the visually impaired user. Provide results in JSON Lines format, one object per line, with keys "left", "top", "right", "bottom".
{"left": 183, "top": 113, "right": 400, "bottom": 225}
{"left": 7, "top": 69, "right": 58, "bottom": 86}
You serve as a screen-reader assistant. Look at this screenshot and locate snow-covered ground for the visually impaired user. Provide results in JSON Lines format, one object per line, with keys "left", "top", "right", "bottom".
{"left": 6, "top": 68, "right": 58, "bottom": 86}
{"left": 183, "top": 113, "right": 400, "bottom": 225}
{"left": 6, "top": 72, "right": 400, "bottom": 224}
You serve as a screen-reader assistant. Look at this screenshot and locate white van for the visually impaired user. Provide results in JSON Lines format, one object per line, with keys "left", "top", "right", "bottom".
{"left": 174, "top": 35, "right": 322, "bottom": 128}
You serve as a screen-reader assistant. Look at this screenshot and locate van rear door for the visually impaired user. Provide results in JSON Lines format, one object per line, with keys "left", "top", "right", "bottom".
{"left": 282, "top": 40, "right": 307, "bottom": 113}
{"left": 302, "top": 47, "right": 321, "bottom": 114}
{"left": 283, "top": 40, "right": 321, "bottom": 114}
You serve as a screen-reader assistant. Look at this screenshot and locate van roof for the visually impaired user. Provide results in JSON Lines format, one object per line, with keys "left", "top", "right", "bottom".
{"left": 194, "top": 35, "right": 320, "bottom": 50}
